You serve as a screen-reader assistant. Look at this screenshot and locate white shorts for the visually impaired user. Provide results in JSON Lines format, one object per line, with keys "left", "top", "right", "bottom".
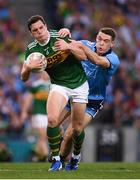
{"left": 50, "top": 81, "right": 89, "bottom": 103}
{"left": 31, "top": 114, "right": 48, "bottom": 128}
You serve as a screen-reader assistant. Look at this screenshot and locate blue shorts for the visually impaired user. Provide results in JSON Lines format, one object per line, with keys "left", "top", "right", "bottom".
{"left": 66, "top": 99, "right": 104, "bottom": 119}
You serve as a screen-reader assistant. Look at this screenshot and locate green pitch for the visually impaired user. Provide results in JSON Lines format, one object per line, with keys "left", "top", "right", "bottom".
{"left": 0, "top": 162, "right": 140, "bottom": 179}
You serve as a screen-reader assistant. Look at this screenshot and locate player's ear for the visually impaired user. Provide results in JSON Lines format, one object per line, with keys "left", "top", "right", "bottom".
{"left": 96, "top": 34, "right": 99, "bottom": 42}
{"left": 44, "top": 24, "right": 47, "bottom": 29}
{"left": 111, "top": 41, "right": 115, "bottom": 48}
{"left": 29, "top": 30, "right": 33, "bottom": 37}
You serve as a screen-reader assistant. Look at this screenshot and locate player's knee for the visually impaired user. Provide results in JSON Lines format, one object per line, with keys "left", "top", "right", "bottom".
{"left": 47, "top": 114, "right": 59, "bottom": 127}
{"left": 39, "top": 135, "right": 47, "bottom": 141}
{"left": 73, "top": 126, "right": 82, "bottom": 136}
{"left": 73, "top": 122, "right": 83, "bottom": 134}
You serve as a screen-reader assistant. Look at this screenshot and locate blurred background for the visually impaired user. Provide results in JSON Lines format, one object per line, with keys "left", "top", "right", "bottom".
{"left": 0, "top": 0, "right": 140, "bottom": 163}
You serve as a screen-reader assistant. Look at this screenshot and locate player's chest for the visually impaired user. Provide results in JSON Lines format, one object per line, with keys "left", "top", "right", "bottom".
{"left": 40, "top": 44, "right": 69, "bottom": 68}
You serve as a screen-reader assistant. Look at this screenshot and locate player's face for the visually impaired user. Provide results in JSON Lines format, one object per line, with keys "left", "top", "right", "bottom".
{"left": 30, "top": 20, "right": 49, "bottom": 43}
{"left": 96, "top": 32, "right": 114, "bottom": 55}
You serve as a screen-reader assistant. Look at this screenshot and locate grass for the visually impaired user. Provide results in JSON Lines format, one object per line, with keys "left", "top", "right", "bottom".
{"left": 0, "top": 162, "right": 140, "bottom": 179}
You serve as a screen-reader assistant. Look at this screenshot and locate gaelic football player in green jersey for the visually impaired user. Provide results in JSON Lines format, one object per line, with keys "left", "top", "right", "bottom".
{"left": 21, "top": 72, "right": 50, "bottom": 162}
{"left": 21, "top": 15, "right": 89, "bottom": 171}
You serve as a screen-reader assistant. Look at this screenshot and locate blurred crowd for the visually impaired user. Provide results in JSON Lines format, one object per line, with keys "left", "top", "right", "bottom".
{"left": 0, "top": 0, "right": 140, "bottom": 160}
{"left": 0, "top": 0, "right": 27, "bottom": 161}
{"left": 0, "top": 0, "right": 26, "bottom": 139}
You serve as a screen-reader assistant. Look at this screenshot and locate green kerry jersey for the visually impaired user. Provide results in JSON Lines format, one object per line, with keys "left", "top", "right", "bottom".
{"left": 25, "top": 30, "right": 87, "bottom": 89}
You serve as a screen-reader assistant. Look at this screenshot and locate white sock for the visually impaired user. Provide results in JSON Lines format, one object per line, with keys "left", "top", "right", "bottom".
{"left": 72, "top": 153, "right": 81, "bottom": 160}
{"left": 53, "top": 155, "right": 60, "bottom": 161}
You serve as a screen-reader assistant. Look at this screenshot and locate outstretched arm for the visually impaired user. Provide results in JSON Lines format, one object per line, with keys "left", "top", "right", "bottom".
{"left": 80, "top": 43, "right": 110, "bottom": 68}
{"left": 58, "top": 28, "right": 110, "bottom": 67}
{"left": 58, "top": 28, "right": 87, "bottom": 60}
{"left": 54, "top": 38, "right": 87, "bottom": 60}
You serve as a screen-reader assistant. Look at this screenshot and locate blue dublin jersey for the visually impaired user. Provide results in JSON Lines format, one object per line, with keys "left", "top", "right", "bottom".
{"left": 81, "top": 40, "right": 120, "bottom": 101}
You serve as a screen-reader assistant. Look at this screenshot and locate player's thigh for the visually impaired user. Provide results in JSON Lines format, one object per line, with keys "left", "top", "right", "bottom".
{"left": 71, "top": 102, "right": 86, "bottom": 127}
{"left": 83, "top": 113, "right": 93, "bottom": 128}
{"left": 47, "top": 89, "right": 68, "bottom": 118}
{"left": 71, "top": 81, "right": 89, "bottom": 104}
{"left": 70, "top": 81, "right": 88, "bottom": 125}
{"left": 84, "top": 102, "right": 102, "bottom": 127}
{"left": 58, "top": 108, "right": 71, "bottom": 126}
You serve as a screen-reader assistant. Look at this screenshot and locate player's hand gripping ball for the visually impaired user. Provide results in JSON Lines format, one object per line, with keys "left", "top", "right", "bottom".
{"left": 26, "top": 52, "right": 47, "bottom": 73}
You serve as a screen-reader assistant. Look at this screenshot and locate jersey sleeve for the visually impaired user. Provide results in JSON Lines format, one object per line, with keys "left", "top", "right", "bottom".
{"left": 106, "top": 53, "right": 120, "bottom": 72}
{"left": 25, "top": 47, "right": 30, "bottom": 60}
{"left": 61, "top": 35, "right": 71, "bottom": 43}
{"left": 80, "top": 40, "right": 95, "bottom": 50}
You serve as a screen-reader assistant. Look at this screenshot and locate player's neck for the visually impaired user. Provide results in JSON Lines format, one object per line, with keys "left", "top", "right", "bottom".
{"left": 37, "top": 30, "right": 50, "bottom": 46}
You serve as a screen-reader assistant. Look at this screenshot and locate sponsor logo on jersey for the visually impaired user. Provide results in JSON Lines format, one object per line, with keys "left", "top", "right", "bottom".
{"left": 46, "top": 50, "right": 69, "bottom": 68}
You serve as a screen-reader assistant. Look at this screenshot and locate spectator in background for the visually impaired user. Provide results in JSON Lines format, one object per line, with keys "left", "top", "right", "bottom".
{"left": 0, "top": 0, "right": 26, "bottom": 139}
{"left": 0, "top": 142, "right": 12, "bottom": 162}
{"left": 21, "top": 72, "right": 50, "bottom": 162}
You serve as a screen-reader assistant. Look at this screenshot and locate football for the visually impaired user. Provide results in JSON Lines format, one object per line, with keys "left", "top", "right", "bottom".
{"left": 26, "top": 52, "right": 47, "bottom": 73}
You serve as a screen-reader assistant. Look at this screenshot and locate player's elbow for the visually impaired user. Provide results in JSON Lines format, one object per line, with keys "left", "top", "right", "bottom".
{"left": 20, "top": 72, "right": 29, "bottom": 82}
{"left": 99, "top": 60, "right": 110, "bottom": 68}
{"left": 20, "top": 75, "right": 28, "bottom": 82}
{"left": 77, "top": 54, "right": 87, "bottom": 61}
{"left": 96, "top": 57, "right": 110, "bottom": 68}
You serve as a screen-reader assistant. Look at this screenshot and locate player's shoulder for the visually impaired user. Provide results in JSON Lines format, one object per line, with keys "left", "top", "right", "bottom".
{"left": 27, "top": 40, "right": 38, "bottom": 50}
{"left": 110, "top": 51, "right": 120, "bottom": 61}
{"left": 107, "top": 51, "right": 120, "bottom": 66}
{"left": 49, "top": 29, "right": 59, "bottom": 38}
{"left": 81, "top": 40, "right": 95, "bottom": 48}
{"left": 49, "top": 29, "right": 70, "bottom": 42}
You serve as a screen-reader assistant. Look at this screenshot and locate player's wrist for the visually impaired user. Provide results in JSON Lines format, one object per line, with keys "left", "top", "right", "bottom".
{"left": 67, "top": 43, "right": 73, "bottom": 51}
{"left": 63, "top": 28, "right": 71, "bottom": 38}
{"left": 24, "top": 61, "right": 32, "bottom": 71}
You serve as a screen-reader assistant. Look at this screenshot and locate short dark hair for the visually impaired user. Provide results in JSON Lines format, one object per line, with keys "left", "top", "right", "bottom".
{"left": 99, "top": 27, "right": 117, "bottom": 41}
{"left": 27, "top": 15, "right": 46, "bottom": 31}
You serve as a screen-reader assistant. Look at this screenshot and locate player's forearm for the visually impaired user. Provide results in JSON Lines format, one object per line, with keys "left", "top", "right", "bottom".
{"left": 68, "top": 43, "right": 87, "bottom": 60}
{"left": 20, "top": 62, "right": 31, "bottom": 81}
{"left": 54, "top": 39, "right": 87, "bottom": 60}
{"left": 81, "top": 44, "right": 109, "bottom": 67}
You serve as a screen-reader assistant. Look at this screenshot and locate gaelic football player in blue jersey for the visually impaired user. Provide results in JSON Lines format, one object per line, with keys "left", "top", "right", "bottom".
{"left": 54, "top": 27, "right": 120, "bottom": 171}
